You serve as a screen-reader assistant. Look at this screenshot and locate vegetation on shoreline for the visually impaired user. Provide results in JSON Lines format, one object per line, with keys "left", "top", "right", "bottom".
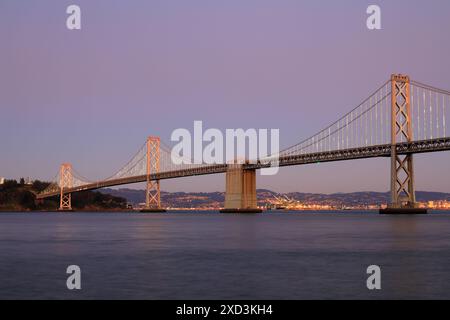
{"left": 0, "top": 179, "right": 127, "bottom": 211}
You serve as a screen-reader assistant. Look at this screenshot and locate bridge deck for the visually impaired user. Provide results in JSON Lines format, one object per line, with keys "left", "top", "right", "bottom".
{"left": 36, "top": 137, "right": 450, "bottom": 199}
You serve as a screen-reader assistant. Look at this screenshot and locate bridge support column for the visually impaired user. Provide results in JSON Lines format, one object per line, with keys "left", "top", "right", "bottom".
{"left": 59, "top": 163, "right": 73, "bottom": 211}
{"left": 381, "top": 74, "right": 426, "bottom": 214}
{"left": 220, "top": 164, "right": 262, "bottom": 213}
{"left": 142, "top": 136, "right": 166, "bottom": 213}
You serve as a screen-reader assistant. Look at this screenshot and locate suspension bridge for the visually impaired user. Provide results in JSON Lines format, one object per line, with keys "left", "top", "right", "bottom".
{"left": 36, "top": 74, "right": 450, "bottom": 213}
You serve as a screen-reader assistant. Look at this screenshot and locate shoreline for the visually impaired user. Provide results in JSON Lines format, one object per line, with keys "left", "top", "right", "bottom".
{"left": 1, "top": 209, "right": 450, "bottom": 213}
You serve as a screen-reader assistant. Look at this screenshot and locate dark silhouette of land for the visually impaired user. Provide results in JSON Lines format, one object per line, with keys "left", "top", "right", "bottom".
{"left": 0, "top": 179, "right": 127, "bottom": 211}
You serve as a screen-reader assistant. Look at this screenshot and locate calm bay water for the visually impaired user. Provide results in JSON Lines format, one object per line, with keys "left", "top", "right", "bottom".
{"left": 1, "top": 211, "right": 450, "bottom": 299}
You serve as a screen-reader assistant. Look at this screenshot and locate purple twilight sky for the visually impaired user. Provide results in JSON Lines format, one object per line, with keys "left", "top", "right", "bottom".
{"left": 1, "top": 0, "right": 450, "bottom": 193}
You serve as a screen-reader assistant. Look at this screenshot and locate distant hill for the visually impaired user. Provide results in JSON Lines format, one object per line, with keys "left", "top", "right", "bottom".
{"left": 100, "top": 188, "right": 450, "bottom": 208}
{"left": 284, "top": 191, "right": 450, "bottom": 206}
{"left": 101, "top": 188, "right": 225, "bottom": 208}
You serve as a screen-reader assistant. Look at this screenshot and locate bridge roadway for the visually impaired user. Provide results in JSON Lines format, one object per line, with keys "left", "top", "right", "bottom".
{"left": 36, "top": 137, "right": 450, "bottom": 199}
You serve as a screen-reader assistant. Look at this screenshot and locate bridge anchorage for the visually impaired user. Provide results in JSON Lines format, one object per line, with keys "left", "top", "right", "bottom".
{"left": 36, "top": 73, "right": 450, "bottom": 214}
{"left": 220, "top": 164, "right": 262, "bottom": 214}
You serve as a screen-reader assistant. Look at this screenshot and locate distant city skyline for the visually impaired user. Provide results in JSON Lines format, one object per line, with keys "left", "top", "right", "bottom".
{"left": 2, "top": 0, "right": 450, "bottom": 193}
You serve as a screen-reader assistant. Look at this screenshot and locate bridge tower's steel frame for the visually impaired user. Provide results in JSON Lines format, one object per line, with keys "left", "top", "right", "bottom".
{"left": 145, "top": 136, "right": 161, "bottom": 209}
{"left": 390, "top": 74, "right": 416, "bottom": 208}
{"left": 59, "top": 163, "right": 73, "bottom": 211}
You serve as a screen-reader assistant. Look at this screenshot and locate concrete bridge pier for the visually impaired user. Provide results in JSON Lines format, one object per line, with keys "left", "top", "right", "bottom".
{"left": 220, "top": 164, "right": 262, "bottom": 213}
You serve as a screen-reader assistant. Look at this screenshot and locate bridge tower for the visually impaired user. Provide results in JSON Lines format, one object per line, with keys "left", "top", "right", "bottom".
{"left": 142, "top": 136, "right": 166, "bottom": 212}
{"left": 389, "top": 74, "right": 417, "bottom": 209}
{"left": 59, "top": 163, "right": 73, "bottom": 211}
